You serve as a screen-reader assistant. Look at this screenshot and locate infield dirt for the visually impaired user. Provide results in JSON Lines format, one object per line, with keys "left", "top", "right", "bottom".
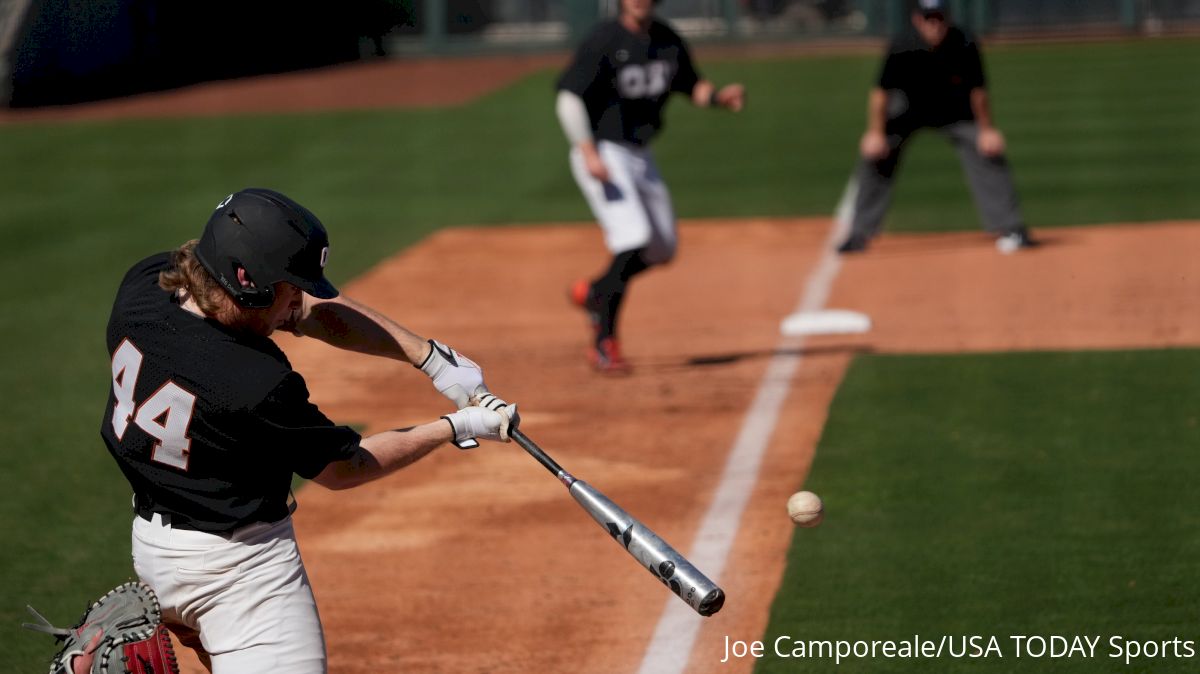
{"left": 268, "top": 218, "right": 1199, "bottom": 674}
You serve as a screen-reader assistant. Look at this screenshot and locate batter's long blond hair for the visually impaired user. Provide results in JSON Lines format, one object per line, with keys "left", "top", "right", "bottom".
{"left": 158, "top": 240, "right": 241, "bottom": 323}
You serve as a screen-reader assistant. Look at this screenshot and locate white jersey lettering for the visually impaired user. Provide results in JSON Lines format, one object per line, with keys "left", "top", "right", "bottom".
{"left": 617, "top": 61, "right": 671, "bottom": 99}
{"left": 110, "top": 337, "right": 197, "bottom": 470}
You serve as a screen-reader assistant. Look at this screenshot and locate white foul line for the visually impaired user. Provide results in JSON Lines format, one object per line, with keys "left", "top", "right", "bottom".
{"left": 636, "top": 180, "right": 857, "bottom": 674}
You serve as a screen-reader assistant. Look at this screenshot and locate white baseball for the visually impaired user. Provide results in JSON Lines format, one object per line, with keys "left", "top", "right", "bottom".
{"left": 787, "top": 490, "right": 824, "bottom": 527}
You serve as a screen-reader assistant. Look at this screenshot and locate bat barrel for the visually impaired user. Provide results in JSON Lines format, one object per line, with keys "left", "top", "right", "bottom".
{"left": 569, "top": 480, "right": 725, "bottom": 616}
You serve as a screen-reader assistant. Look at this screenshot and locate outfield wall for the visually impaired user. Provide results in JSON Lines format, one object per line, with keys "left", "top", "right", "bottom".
{"left": 2, "top": 0, "right": 398, "bottom": 107}
{"left": 4, "top": 0, "right": 1198, "bottom": 108}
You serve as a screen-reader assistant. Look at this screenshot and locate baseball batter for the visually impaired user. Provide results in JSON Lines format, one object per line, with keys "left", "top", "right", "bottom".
{"left": 557, "top": 0, "right": 745, "bottom": 372}
{"left": 100, "top": 188, "right": 516, "bottom": 673}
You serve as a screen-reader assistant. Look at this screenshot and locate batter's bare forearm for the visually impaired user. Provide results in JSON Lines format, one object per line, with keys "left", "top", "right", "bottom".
{"left": 691, "top": 80, "right": 715, "bottom": 107}
{"left": 291, "top": 294, "right": 430, "bottom": 365}
{"left": 314, "top": 421, "right": 452, "bottom": 490}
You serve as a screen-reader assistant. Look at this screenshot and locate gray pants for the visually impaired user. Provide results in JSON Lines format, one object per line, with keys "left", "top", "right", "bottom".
{"left": 849, "top": 120, "right": 1025, "bottom": 238}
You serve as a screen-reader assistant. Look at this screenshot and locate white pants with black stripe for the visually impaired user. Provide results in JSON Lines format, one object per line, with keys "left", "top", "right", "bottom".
{"left": 569, "top": 139, "right": 677, "bottom": 265}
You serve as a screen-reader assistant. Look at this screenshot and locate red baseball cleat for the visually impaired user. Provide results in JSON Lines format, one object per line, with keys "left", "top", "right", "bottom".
{"left": 589, "top": 337, "right": 632, "bottom": 374}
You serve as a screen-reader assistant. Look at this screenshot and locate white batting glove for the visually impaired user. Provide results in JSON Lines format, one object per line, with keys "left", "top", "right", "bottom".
{"left": 417, "top": 339, "right": 487, "bottom": 408}
{"left": 474, "top": 392, "right": 518, "bottom": 438}
{"left": 442, "top": 403, "right": 518, "bottom": 447}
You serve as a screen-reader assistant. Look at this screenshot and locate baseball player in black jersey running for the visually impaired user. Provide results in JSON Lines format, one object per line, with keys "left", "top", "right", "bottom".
{"left": 836, "top": 0, "right": 1036, "bottom": 255}
{"left": 101, "top": 188, "right": 516, "bottom": 672}
{"left": 557, "top": 0, "right": 745, "bottom": 373}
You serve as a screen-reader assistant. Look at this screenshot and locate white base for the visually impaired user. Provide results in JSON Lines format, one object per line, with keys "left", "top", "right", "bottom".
{"left": 780, "top": 309, "right": 871, "bottom": 337}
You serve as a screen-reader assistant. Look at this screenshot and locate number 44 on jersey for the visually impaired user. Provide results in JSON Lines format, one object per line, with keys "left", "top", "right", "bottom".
{"left": 110, "top": 338, "right": 196, "bottom": 470}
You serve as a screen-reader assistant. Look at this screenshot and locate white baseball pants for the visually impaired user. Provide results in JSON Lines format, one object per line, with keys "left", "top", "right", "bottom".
{"left": 132, "top": 512, "right": 327, "bottom": 673}
{"left": 569, "top": 139, "right": 678, "bottom": 265}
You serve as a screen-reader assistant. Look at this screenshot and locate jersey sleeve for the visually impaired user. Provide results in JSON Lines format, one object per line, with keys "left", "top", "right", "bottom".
{"left": 670, "top": 29, "right": 701, "bottom": 94}
{"left": 253, "top": 371, "right": 363, "bottom": 480}
{"left": 557, "top": 29, "right": 610, "bottom": 97}
{"left": 961, "top": 38, "right": 986, "bottom": 89}
{"left": 877, "top": 44, "right": 903, "bottom": 89}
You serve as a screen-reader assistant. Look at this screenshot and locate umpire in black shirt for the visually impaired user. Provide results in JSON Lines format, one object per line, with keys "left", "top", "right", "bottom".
{"left": 837, "top": 0, "right": 1036, "bottom": 254}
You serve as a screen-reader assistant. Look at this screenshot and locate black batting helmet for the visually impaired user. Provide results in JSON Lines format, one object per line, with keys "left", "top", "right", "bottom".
{"left": 194, "top": 188, "right": 339, "bottom": 309}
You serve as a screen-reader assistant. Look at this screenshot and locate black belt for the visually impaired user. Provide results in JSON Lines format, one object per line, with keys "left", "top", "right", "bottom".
{"left": 133, "top": 494, "right": 156, "bottom": 522}
{"left": 133, "top": 495, "right": 191, "bottom": 530}
{"left": 133, "top": 494, "right": 287, "bottom": 534}
{"left": 134, "top": 504, "right": 178, "bottom": 527}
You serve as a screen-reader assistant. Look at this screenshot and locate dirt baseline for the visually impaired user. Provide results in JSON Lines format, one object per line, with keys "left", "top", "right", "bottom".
{"left": 159, "top": 217, "right": 1200, "bottom": 673}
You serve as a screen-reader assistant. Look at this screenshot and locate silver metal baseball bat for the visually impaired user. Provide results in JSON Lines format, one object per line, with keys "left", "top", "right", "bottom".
{"left": 510, "top": 427, "right": 725, "bottom": 617}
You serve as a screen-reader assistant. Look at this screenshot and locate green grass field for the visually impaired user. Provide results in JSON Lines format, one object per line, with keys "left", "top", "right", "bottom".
{"left": 759, "top": 351, "right": 1200, "bottom": 672}
{"left": 1, "top": 38, "right": 1198, "bottom": 669}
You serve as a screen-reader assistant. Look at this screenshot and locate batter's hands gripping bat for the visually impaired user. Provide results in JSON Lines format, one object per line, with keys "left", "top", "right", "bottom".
{"left": 510, "top": 427, "right": 725, "bottom": 617}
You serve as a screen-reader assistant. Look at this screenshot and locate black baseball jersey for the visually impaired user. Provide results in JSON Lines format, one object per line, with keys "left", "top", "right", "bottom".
{"left": 878, "top": 25, "right": 985, "bottom": 129}
{"left": 100, "top": 253, "right": 361, "bottom": 533}
{"left": 557, "top": 18, "right": 701, "bottom": 146}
